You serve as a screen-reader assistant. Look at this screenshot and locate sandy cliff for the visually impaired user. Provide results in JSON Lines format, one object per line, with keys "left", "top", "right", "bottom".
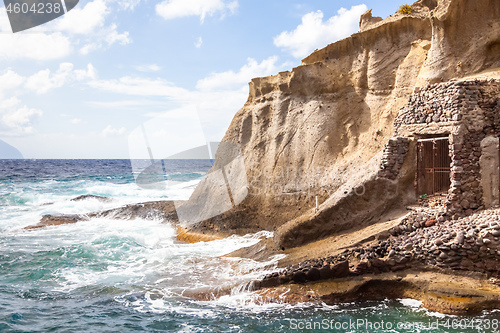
{"left": 186, "top": 0, "right": 500, "bottom": 249}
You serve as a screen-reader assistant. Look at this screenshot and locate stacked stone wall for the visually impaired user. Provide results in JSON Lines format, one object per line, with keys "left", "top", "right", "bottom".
{"left": 394, "top": 80, "right": 498, "bottom": 128}
{"left": 378, "top": 137, "right": 410, "bottom": 180}
{"left": 390, "top": 79, "right": 500, "bottom": 217}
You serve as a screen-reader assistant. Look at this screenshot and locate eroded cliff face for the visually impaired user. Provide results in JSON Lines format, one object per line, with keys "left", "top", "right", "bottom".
{"left": 417, "top": 0, "right": 500, "bottom": 85}
{"left": 188, "top": 0, "right": 500, "bottom": 246}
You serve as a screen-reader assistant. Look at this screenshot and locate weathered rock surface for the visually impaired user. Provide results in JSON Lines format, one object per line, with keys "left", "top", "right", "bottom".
{"left": 70, "top": 194, "right": 112, "bottom": 202}
{"left": 253, "top": 271, "right": 500, "bottom": 316}
{"left": 257, "top": 207, "right": 500, "bottom": 298}
{"left": 25, "top": 201, "right": 179, "bottom": 230}
{"left": 187, "top": 0, "right": 500, "bottom": 249}
{"left": 25, "top": 214, "right": 90, "bottom": 230}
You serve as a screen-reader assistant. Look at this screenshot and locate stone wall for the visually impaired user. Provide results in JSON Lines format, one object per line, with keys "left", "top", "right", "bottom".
{"left": 378, "top": 137, "right": 410, "bottom": 180}
{"left": 390, "top": 79, "right": 500, "bottom": 218}
{"left": 394, "top": 80, "right": 498, "bottom": 129}
{"left": 447, "top": 132, "right": 485, "bottom": 217}
{"left": 446, "top": 80, "right": 499, "bottom": 217}
{"left": 259, "top": 208, "right": 500, "bottom": 289}
{"left": 386, "top": 209, "right": 500, "bottom": 277}
{"left": 480, "top": 136, "right": 500, "bottom": 208}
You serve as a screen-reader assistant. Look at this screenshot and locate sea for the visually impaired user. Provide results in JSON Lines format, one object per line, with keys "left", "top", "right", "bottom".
{"left": 0, "top": 159, "right": 498, "bottom": 332}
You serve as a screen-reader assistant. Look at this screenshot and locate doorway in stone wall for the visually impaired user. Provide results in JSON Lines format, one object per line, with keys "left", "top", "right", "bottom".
{"left": 416, "top": 136, "right": 451, "bottom": 197}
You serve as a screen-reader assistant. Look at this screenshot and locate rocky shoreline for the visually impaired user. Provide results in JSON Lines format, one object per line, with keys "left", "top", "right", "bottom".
{"left": 252, "top": 270, "right": 500, "bottom": 315}
{"left": 21, "top": 0, "right": 500, "bottom": 317}
{"left": 250, "top": 205, "right": 500, "bottom": 314}
{"left": 24, "top": 196, "right": 500, "bottom": 315}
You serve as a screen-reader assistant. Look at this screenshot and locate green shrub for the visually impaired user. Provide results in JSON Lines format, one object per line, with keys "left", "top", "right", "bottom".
{"left": 398, "top": 4, "right": 413, "bottom": 14}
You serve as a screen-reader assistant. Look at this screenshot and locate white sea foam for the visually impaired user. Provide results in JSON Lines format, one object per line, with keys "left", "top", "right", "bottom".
{"left": 1, "top": 177, "right": 204, "bottom": 232}
{"left": 1, "top": 167, "right": 297, "bottom": 314}
{"left": 11, "top": 216, "right": 282, "bottom": 313}
{"left": 398, "top": 298, "right": 423, "bottom": 308}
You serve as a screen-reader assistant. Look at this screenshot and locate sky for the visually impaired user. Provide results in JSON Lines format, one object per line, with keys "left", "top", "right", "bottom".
{"left": 0, "top": 0, "right": 403, "bottom": 159}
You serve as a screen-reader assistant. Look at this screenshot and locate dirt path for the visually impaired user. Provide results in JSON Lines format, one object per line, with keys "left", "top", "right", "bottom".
{"left": 277, "top": 209, "right": 408, "bottom": 267}
{"left": 227, "top": 209, "right": 409, "bottom": 267}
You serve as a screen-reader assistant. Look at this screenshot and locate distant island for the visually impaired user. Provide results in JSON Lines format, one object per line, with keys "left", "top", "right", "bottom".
{"left": 0, "top": 139, "right": 23, "bottom": 159}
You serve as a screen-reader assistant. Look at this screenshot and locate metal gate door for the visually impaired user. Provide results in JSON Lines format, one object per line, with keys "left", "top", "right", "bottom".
{"left": 417, "top": 137, "right": 451, "bottom": 196}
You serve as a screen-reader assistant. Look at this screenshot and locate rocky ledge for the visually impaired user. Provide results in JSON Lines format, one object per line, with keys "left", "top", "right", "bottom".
{"left": 252, "top": 271, "right": 500, "bottom": 316}
{"left": 24, "top": 199, "right": 179, "bottom": 230}
{"left": 253, "top": 206, "right": 500, "bottom": 314}
{"left": 23, "top": 195, "right": 500, "bottom": 315}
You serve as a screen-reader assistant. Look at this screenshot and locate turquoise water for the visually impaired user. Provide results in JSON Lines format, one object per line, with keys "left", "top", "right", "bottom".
{"left": 0, "top": 160, "right": 498, "bottom": 332}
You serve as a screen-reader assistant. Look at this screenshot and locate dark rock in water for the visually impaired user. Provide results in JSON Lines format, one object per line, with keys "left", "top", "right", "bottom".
{"left": 71, "top": 195, "right": 112, "bottom": 202}
{"left": 24, "top": 201, "right": 179, "bottom": 230}
{"left": 306, "top": 268, "right": 321, "bottom": 281}
{"left": 291, "top": 271, "right": 307, "bottom": 283}
{"left": 96, "top": 201, "right": 179, "bottom": 221}
{"left": 25, "top": 214, "right": 89, "bottom": 230}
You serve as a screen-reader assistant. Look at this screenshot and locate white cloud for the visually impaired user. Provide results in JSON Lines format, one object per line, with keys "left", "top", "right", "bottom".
{"left": 88, "top": 77, "right": 189, "bottom": 97}
{"left": 156, "top": 0, "right": 238, "bottom": 22}
{"left": 0, "top": 31, "right": 72, "bottom": 61}
{"left": 188, "top": 88, "right": 248, "bottom": 142}
{"left": 79, "top": 43, "right": 98, "bottom": 55}
{"left": 25, "top": 70, "right": 61, "bottom": 95}
{"left": 274, "top": 4, "right": 368, "bottom": 58}
{"left": 116, "top": 0, "right": 142, "bottom": 10}
{"left": 70, "top": 118, "right": 83, "bottom": 124}
{"left": 0, "top": 71, "right": 39, "bottom": 135}
{"left": 0, "top": 97, "right": 21, "bottom": 109}
{"left": 55, "top": 0, "right": 130, "bottom": 49}
{"left": 86, "top": 56, "right": 288, "bottom": 142}
{"left": 0, "top": 64, "right": 94, "bottom": 135}
{"left": 0, "top": 0, "right": 130, "bottom": 60}
{"left": 104, "top": 24, "right": 131, "bottom": 45}
{"left": 0, "top": 70, "right": 25, "bottom": 95}
{"left": 196, "top": 56, "right": 282, "bottom": 91}
{"left": 25, "top": 63, "right": 97, "bottom": 94}
{"left": 195, "top": 36, "right": 203, "bottom": 49}
{"left": 79, "top": 23, "right": 131, "bottom": 54}
{"left": 0, "top": 103, "right": 43, "bottom": 136}
{"left": 55, "top": 0, "right": 108, "bottom": 34}
{"left": 89, "top": 100, "right": 162, "bottom": 108}
{"left": 102, "top": 125, "right": 126, "bottom": 137}
{"left": 74, "top": 64, "right": 98, "bottom": 81}
{"left": 105, "top": 0, "right": 142, "bottom": 11}
{"left": 0, "top": 7, "right": 10, "bottom": 31}
{"left": 135, "top": 64, "right": 162, "bottom": 72}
